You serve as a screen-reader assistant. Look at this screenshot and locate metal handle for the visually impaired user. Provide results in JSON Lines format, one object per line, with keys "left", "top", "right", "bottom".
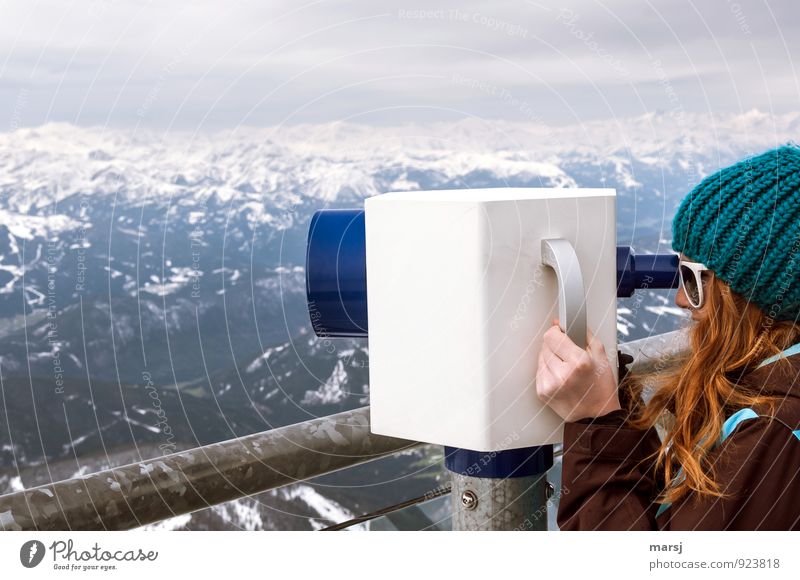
{"left": 541, "top": 238, "right": 587, "bottom": 349}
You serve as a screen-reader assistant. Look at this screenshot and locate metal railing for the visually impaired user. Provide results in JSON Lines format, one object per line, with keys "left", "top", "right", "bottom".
{"left": 0, "top": 407, "right": 421, "bottom": 531}
{"left": 0, "top": 329, "right": 688, "bottom": 531}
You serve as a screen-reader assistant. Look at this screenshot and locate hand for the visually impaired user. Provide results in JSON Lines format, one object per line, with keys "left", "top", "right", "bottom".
{"left": 535, "top": 318, "right": 621, "bottom": 422}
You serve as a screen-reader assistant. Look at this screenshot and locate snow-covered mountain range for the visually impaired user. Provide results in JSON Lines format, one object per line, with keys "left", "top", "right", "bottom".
{"left": 0, "top": 110, "right": 797, "bottom": 529}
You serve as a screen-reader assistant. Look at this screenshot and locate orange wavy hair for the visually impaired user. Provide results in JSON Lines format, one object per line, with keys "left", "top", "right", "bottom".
{"left": 620, "top": 270, "right": 800, "bottom": 508}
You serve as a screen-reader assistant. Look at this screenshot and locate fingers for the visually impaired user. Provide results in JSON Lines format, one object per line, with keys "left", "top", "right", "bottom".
{"left": 544, "top": 321, "right": 586, "bottom": 362}
{"left": 536, "top": 345, "right": 558, "bottom": 401}
{"left": 539, "top": 339, "right": 569, "bottom": 385}
{"left": 586, "top": 327, "right": 616, "bottom": 380}
{"left": 536, "top": 345, "right": 551, "bottom": 400}
{"left": 586, "top": 326, "right": 606, "bottom": 357}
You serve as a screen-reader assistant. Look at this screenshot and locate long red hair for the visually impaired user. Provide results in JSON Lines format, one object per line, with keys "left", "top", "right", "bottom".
{"left": 621, "top": 271, "right": 800, "bottom": 507}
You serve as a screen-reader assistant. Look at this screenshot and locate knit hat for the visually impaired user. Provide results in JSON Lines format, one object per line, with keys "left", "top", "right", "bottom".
{"left": 671, "top": 143, "right": 800, "bottom": 322}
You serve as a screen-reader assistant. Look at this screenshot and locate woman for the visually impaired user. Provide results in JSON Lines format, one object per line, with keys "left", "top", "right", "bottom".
{"left": 536, "top": 144, "right": 800, "bottom": 530}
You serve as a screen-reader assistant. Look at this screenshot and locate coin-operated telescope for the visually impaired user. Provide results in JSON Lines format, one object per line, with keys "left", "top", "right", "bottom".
{"left": 306, "top": 188, "right": 678, "bottom": 525}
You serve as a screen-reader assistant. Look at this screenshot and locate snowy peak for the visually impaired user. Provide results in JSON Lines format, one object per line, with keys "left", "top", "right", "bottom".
{"left": 0, "top": 111, "right": 797, "bottom": 213}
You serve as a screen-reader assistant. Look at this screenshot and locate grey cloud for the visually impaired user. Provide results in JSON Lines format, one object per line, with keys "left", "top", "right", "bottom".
{"left": 0, "top": 0, "right": 797, "bottom": 129}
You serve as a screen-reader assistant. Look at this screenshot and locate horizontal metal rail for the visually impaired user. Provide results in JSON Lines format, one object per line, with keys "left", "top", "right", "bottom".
{"left": 618, "top": 328, "right": 688, "bottom": 375}
{"left": 322, "top": 482, "right": 453, "bottom": 531}
{"left": 0, "top": 407, "right": 421, "bottom": 531}
{"left": 0, "top": 329, "right": 688, "bottom": 531}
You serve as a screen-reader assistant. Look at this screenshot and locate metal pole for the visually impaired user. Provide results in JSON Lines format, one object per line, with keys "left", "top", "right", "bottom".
{"left": 451, "top": 473, "right": 549, "bottom": 531}
{"left": 444, "top": 445, "right": 553, "bottom": 531}
{"left": 0, "top": 407, "right": 420, "bottom": 531}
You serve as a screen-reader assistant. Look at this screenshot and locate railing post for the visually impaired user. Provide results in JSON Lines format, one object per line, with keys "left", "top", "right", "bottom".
{"left": 445, "top": 445, "right": 553, "bottom": 531}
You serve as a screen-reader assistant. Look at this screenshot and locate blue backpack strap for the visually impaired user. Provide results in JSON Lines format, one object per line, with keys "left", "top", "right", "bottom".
{"left": 656, "top": 408, "right": 761, "bottom": 519}
{"left": 756, "top": 341, "right": 800, "bottom": 369}
{"left": 719, "top": 408, "right": 760, "bottom": 442}
{"left": 721, "top": 408, "right": 800, "bottom": 442}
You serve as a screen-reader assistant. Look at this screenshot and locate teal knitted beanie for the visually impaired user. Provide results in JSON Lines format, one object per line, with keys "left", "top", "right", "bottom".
{"left": 671, "top": 143, "right": 800, "bottom": 322}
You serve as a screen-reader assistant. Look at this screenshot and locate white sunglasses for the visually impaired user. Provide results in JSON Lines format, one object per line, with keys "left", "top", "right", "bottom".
{"left": 678, "top": 258, "right": 710, "bottom": 309}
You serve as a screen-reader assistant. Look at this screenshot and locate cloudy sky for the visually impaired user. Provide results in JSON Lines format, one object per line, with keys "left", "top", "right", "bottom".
{"left": 0, "top": 0, "right": 797, "bottom": 130}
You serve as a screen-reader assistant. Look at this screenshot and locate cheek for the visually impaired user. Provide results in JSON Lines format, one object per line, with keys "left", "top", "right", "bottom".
{"left": 675, "top": 286, "right": 688, "bottom": 306}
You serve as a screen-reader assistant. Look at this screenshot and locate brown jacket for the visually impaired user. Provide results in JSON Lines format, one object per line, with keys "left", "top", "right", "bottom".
{"left": 557, "top": 351, "right": 800, "bottom": 530}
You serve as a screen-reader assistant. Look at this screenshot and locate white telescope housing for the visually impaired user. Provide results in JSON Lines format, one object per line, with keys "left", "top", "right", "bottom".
{"left": 365, "top": 188, "right": 618, "bottom": 451}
